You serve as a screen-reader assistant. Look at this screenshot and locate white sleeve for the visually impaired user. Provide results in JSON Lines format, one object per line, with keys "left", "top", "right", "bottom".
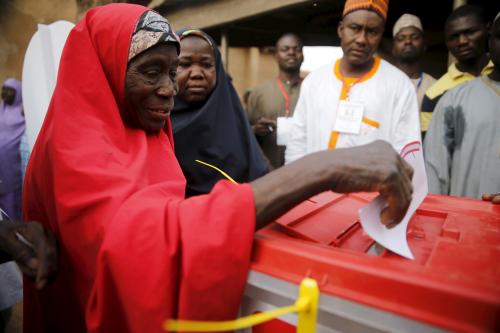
{"left": 284, "top": 81, "right": 309, "bottom": 164}
{"left": 392, "top": 77, "right": 422, "bottom": 153}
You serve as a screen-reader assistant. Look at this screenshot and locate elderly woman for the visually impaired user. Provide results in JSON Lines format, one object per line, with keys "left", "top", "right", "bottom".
{"left": 171, "top": 29, "right": 268, "bottom": 197}
{"left": 0, "top": 78, "right": 24, "bottom": 220}
{"left": 23, "top": 4, "right": 413, "bottom": 333}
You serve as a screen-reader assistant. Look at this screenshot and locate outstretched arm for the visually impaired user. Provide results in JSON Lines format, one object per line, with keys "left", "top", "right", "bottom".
{"left": 252, "top": 140, "right": 413, "bottom": 229}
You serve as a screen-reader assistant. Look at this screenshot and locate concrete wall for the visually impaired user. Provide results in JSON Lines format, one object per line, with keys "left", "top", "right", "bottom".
{"left": 227, "top": 47, "right": 277, "bottom": 104}
{"left": 0, "top": 0, "right": 296, "bottom": 105}
{"left": 0, "top": 0, "right": 76, "bottom": 84}
{"left": 0, "top": 0, "right": 115, "bottom": 85}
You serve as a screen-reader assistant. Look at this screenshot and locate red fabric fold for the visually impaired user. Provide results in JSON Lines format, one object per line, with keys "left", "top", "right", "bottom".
{"left": 23, "top": 4, "right": 255, "bottom": 333}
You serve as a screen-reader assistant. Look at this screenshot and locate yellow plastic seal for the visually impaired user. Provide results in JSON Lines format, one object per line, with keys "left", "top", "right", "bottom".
{"left": 164, "top": 278, "right": 319, "bottom": 332}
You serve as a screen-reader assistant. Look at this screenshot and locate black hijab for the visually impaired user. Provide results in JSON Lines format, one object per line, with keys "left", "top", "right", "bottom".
{"left": 171, "top": 29, "right": 269, "bottom": 197}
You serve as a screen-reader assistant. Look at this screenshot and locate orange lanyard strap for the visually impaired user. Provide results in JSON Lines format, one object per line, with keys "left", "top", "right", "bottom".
{"left": 276, "top": 79, "right": 290, "bottom": 117}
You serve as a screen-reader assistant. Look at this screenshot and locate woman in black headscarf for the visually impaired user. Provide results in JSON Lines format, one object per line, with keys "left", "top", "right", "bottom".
{"left": 171, "top": 29, "right": 269, "bottom": 197}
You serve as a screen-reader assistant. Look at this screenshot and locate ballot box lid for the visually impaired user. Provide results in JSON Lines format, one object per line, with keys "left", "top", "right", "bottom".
{"left": 252, "top": 192, "right": 500, "bottom": 332}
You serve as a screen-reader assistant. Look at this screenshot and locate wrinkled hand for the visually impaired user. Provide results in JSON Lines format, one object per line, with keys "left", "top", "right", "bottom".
{"left": 0, "top": 221, "right": 58, "bottom": 289}
{"left": 482, "top": 193, "right": 500, "bottom": 204}
{"left": 330, "top": 140, "right": 414, "bottom": 228}
{"left": 253, "top": 117, "right": 277, "bottom": 136}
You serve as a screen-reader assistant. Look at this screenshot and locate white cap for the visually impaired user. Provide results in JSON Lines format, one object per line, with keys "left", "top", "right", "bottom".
{"left": 393, "top": 13, "right": 423, "bottom": 37}
{"left": 494, "top": 11, "right": 500, "bottom": 25}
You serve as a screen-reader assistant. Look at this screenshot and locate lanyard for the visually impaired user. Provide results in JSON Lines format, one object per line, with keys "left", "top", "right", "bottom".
{"left": 417, "top": 75, "right": 424, "bottom": 90}
{"left": 276, "top": 79, "right": 291, "bottom": 117}
{"left": 416, "top": 74, "right": 423, "bottom": 90}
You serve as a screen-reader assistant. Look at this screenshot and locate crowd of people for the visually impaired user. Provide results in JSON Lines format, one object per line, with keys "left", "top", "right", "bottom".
{"left": 245, "top": 3, "right": 499, "bottom": 201}
{"left": 0, "top": 0, "right": 498, "bottom": 332}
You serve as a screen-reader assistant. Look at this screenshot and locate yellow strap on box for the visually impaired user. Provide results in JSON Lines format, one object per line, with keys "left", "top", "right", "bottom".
{"left": 164, "top": 278, "right": 319, "bottom": 333}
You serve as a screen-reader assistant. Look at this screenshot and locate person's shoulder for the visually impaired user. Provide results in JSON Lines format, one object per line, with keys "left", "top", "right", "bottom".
{"left": 250, "top": 79, "right": 276, "bottom": 93}
{"left": 424, "top": 71, "right": 455, "bottom": 99}
{"left": 379, "top": 58, "right": 406, "bottom": 77}
{"left": 379, "top": 58, "right": 404, "bottom": 75}
{"left": 247, "top": 80, "right": 277, "bottom": 101}
{"left": 435, "top": 77, "right": 481, "bottom": 110}
{"left": 302, "top": 60, "right": 336, "bottom": 86}
{"left": 418, "top": 73, "right": 436, "bottom": 93}
{"left": 422, "top": 72, "right": 436, "bottom": 82}
{"left": 444, "top": 76, "right": 482, "bottom": 97}
{"left": 422, "top": 72, "right": 437, "bottom": 86}
{"left": 378, "top": 59, "right": 412, "bottom": 81}
{"left": 421, "top": 72, "right": 454, "bottom": 112}
{"left": 378, "top": 58, "right": 414, "bottom": 87}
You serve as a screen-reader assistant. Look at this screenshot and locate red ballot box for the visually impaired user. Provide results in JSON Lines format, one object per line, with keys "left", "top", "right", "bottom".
{"left": 241, "top": 192, "right": 500, "bottom": 333}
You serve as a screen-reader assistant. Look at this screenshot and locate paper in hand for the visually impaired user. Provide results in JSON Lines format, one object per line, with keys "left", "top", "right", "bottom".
{"left": 359, "top": 141, "right": 428, "bottom": 259}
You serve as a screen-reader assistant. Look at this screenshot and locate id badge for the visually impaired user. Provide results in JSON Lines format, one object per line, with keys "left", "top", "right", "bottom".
{"left": 277, "top": 117, "right": 293, "bottom": 146}
{"left": 333, "top": 100, "right": 364, "bottom": 134}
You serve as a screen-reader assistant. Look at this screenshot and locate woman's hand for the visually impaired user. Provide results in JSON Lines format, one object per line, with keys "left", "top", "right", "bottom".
{"left": 328, "top": 141, "right": 413, "bottom": 227}
{"left": 251, "top": 140, "right": 413, "bottom": 229}
{"left": 0, "top": 221, "right": 58, "bottom": 289}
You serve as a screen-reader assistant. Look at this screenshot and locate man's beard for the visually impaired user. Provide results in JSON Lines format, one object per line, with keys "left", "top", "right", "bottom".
{"left": 280, "top": 63, "right": 301, "bottom": 73}
{"left": 398, "top": 51, "right": 421, "bottom": 64}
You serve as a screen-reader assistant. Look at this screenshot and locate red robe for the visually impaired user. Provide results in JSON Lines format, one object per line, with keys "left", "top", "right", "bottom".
{"left": 22, "top": 4, "right": 255, "bottom": 332}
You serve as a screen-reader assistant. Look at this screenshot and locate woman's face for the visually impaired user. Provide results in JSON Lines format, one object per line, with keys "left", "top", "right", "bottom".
{"left": 124, "top": 43, "right": 179, "bottom": 134}
{"left": 176, "top": 36, "right": 216, "bottom": 104}
{"left": 1, "top": 86, "right": 16, "bottom": 105}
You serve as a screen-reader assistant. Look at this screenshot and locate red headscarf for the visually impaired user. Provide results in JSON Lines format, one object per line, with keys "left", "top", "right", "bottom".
{"left": 23, "top": 4, "right": 255, "bottom": 333}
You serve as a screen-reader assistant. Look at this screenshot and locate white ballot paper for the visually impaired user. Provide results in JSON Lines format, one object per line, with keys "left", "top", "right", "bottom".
{"left": 276, "top": 117, "right": 294, "bottom": 146}
{"left": 359, "top": 141, "right": 428, "bottom": 259}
